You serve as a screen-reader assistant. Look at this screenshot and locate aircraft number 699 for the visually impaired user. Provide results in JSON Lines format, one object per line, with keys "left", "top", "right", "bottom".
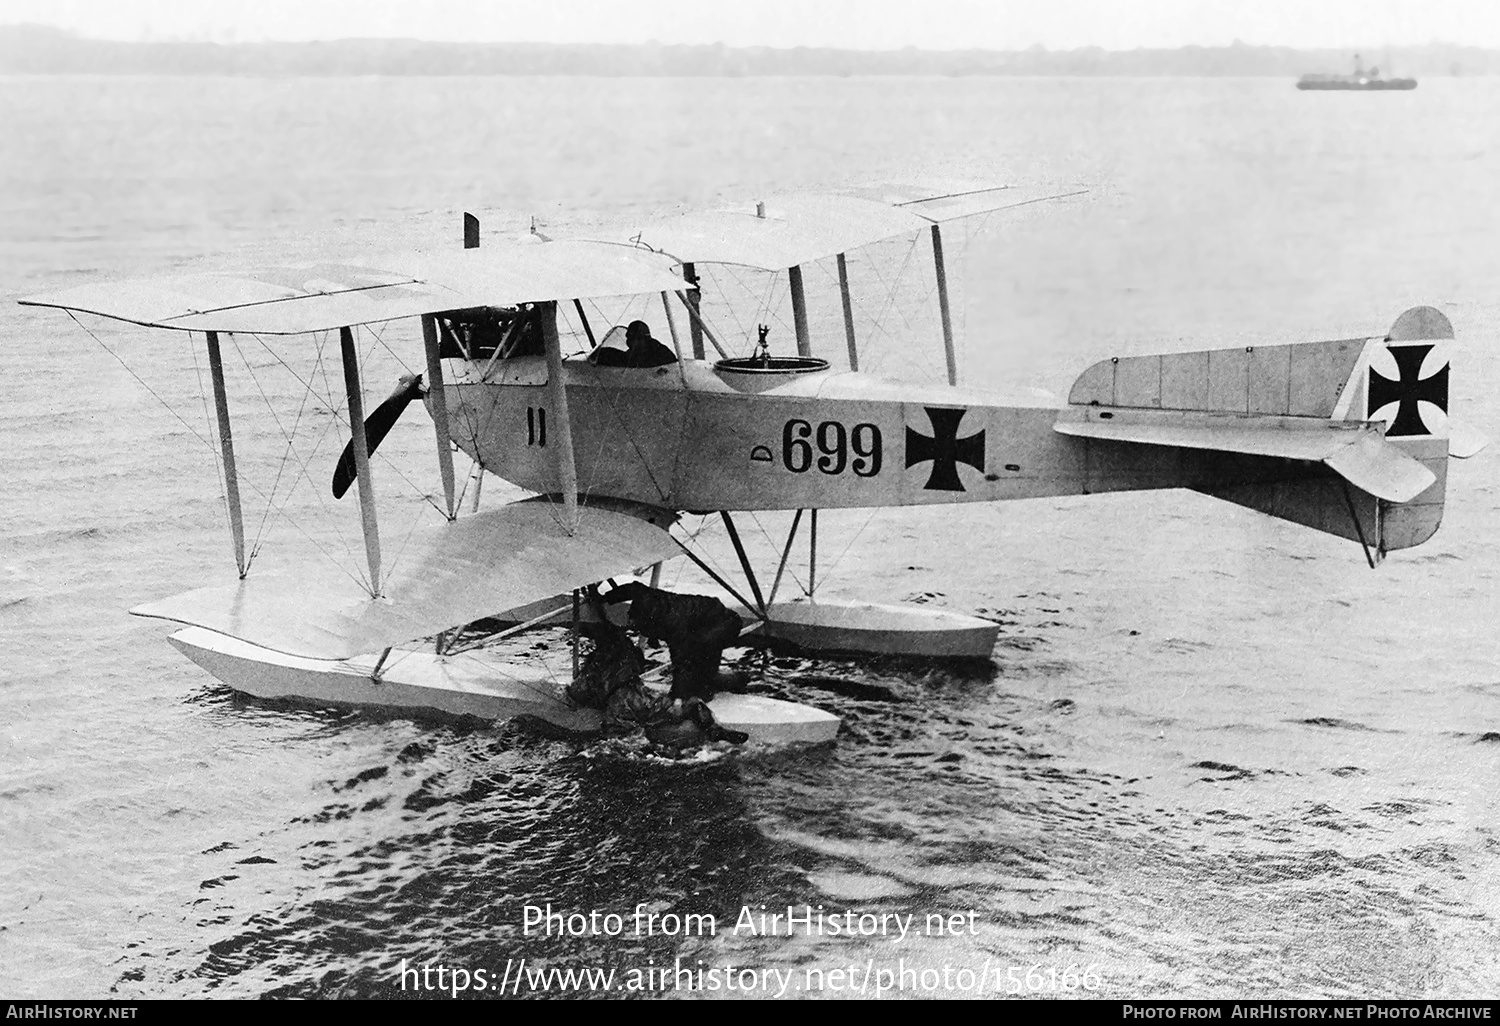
{"left": 782, "top": 419, "right": 882, "bottom": 477}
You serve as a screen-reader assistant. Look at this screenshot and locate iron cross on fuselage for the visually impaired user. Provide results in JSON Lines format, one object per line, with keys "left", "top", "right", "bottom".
{"left": 905, "top": 406, "right": 986, "bottom": 491}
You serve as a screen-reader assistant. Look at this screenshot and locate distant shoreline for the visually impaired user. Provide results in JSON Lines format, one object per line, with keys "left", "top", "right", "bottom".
{"left": 2, "top": 25, "right": 1494, "bottom": 77}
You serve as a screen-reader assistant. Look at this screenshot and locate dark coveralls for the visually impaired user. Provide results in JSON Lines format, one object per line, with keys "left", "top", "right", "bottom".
{"left": 567, "top": 610, "right": 676, "bottom": 731}
{"left": 605, "top": 583, "right": 743, "bottom": 700}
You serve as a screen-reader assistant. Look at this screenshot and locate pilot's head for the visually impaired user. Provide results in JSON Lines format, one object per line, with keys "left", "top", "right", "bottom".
{"left": 626, "top": 321, "right": 652, "bottom": 347}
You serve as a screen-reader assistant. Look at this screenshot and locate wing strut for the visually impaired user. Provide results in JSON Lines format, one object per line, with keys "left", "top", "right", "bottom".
{"left": 421, "top": 314, "right": 458, "bottom": 520}
{"left": 539, "top": 301, "right": 579, "bottom": 530}
{"left": 682, "top": 263, "right": 706, "bottom": 359}
{"left": 572, "top": 299, "right": 597, "bottom": 348}
{"left": 931, "top": 224, "right": 957, "bottom": 386}
{"left": 339, "top": 325, "right": 383, "bottom": 595}
{"left": 674, "top": 291, "right": 731, "bottom": 359}
{"left": 204, "top": 330, "right": 248, "bottom": 578}
{"left": 660, "top": 291, "right": 684, "bottom": 361}
{"left": 837, "top": 254, "right": 858, "bottom": 370}
{"left": 788, "top": 265, "right": 812, "bottom": 357}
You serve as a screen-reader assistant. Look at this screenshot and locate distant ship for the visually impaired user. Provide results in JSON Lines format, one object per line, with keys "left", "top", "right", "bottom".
{"left": 1298, "top": 53, "right": 1416, "bottom": 90}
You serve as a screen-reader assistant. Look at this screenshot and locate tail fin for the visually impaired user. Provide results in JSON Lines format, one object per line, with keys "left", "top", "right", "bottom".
{"left": 1061, "top": 307, "right": 1465, "bottom": 562}
{"left": 1351, "top": 306, "right": 1452, "bottom": 552}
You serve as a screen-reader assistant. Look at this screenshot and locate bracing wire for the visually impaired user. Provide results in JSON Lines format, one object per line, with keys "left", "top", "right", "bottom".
{"left": 238, "top": 331, "right": 360, "bottom": 568}
{"left": 365, "top": 320, "right": 418, "bottom": 378}
{"left": 244, "top": 333, "right": 348, "bottom": 562}
{"left": 743, "top": 509, "right": 787, "bottom": 560}
{"left": 81, "top": 319, "right": 357, "bottom": 582}
{"left": 364, "top": 631, "right": 575, "bottom": 709}
{"left": 451, "top": 643, "right": 569, "bottom": 701}
{"left": 225, "top": 332, "right": 309, "bottom": 571}
{"left": 79, "top": 317, "right": 372, "bottom": 591}
{"left": 183, "top": 329, "right": 230, "bottom": 518}
{"left": 816, "top": 507, "right": 882, "bottom": 592}
{"left": 670, "top": 514, "right": 747, "bottom": 597}
{"left": 588, "top": 380, "right": 669, "bottom": 505}
{"left": 78, "top": 315, "right": 439, "bottom": 592}
{"left": 701, "top": 268, "right": 752, "bottom": 347}
{"left": 841, "top": 235, "right": 946, "bottom": 381}
{"left": 454, "top": 456, "right": 478, "bottom": 512}
{"left": 337, "top": 325, "right": 448, "bottom": 515}
{"left": 73, "top": 313, "right": 218, "bottom": 455}
{"left": 342, "top": 324, "right": 447, "bottom": 584}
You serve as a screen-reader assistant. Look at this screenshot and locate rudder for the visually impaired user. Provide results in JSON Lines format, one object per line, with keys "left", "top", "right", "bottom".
{"left": 1358, "top": 306, "right": 1452, "bottom": 551}
{"left": 1064, "top": 307, "right": 1459, "bottom": 560}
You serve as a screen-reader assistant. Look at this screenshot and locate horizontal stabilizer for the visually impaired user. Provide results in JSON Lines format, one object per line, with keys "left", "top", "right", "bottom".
{"left": 1449, "top": 421, "right": 1489, "bottom": 459}
{"left": 130, "top": 501, "right": 681, "bottom": 660}
{"left": 1320, "top": 431, "right": 1438, "bottom": 501}
{"left": 1053, "top": 413, "right": 1436, "bottom": 502}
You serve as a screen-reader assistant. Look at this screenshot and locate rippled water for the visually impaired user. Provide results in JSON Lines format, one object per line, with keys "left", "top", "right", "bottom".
{"left": 2, "top": 75, "right": 1498, "bottom": 999}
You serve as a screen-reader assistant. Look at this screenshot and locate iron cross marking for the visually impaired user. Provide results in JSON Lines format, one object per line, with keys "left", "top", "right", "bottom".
{"left": 905, "top": 407, "right": 985, "bottom": 491}
{"left": 1368, "top": 344, "right": 1448, "bottom": 437}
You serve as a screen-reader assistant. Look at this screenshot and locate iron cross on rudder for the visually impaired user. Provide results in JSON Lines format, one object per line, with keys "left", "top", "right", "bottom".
{"left": 905, "top": 407, "right": 986, "bottom": 491}
{"left": 1368, "top": 344, "right": 1448, "bottom": 437}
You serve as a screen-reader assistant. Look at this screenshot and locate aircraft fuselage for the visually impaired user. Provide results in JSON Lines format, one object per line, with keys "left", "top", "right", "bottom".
{"left": 435, "top": 356, "right": 1321, "bottom": 512}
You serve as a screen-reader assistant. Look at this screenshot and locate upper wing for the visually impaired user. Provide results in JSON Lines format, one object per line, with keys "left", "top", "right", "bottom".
{"left": 619, "top": 193, "right": 930, "bottom": 270}
{"left": 840, "top": 178, "right": 1089, "bottom": 223}
{"left": 612, "top": 181, "right": 1085, "bottom": 271}
{"left": 18, "top": 240, "right": 690, "bottom": 335}
{"left": 129, "top": 500, "right": 681, "bottom": 660}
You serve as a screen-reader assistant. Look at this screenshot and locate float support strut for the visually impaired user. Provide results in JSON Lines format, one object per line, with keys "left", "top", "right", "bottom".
{"left": 571, "top": 589, "right": 581, "bottom": 680}
{"left": 720, "top": 512, "right": 767, "bottom": 615}
{"left": 371, "top": 646, "right": 392, "bottom": 681}
{"left": 767, "top": 508, "right": 804, "bottom": 605}
{"left": 809, "top": 508, "right": 818, "bottom": 597}
{"left": 672, "top": 537, "right": 763, "bottom": 619}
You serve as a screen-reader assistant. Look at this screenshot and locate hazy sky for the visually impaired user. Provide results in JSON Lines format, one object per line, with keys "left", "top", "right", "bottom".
{"left": 3, "top": 0, "right": 1497, "bottom": 50}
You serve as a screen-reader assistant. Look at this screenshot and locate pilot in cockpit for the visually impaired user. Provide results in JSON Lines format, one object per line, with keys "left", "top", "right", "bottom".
{"left": 590, "top": 320, "right": 677, "bottom": 368}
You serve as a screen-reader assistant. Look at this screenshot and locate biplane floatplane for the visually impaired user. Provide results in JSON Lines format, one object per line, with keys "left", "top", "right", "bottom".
{"left": 20, "top": 181, "right": 1486, "bottom": 745}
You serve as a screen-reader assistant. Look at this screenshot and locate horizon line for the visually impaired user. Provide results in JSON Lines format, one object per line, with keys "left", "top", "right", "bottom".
{"left": 2, "top": 25, "right": 1490, "bottom": 55}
